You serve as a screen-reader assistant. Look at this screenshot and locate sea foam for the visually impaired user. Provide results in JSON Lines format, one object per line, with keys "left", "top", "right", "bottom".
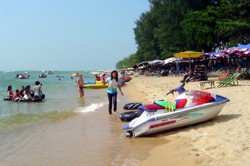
{"left": 75, "top": 102, "right": 107, "bottom": 113}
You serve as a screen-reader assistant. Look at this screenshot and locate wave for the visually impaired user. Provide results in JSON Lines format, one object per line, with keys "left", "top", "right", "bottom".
{"left": 75, "top": 102, "right": 108, "bottom": 113}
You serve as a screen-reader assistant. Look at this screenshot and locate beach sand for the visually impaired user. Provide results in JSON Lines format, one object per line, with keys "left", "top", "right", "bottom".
{"left": 124, "top": 75, "right": 250, "bottom": 166}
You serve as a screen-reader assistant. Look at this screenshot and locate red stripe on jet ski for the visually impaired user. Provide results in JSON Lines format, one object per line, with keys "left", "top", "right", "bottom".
{"left": 149, "top": 120, "right": 176, "bottom": 129}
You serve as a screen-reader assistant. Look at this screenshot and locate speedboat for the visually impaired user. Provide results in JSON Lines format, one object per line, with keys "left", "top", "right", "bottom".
{"left": 16, "top": 73, "right": 30, "bottom": 79}
{"left": 47, "top": 70, "right": 55, "bottom": 74}
{"left": 38, "top": 73, "right": 47, "bottom": 78}
{"left": 122, "top": 90, "right": 229, "bottom": 138}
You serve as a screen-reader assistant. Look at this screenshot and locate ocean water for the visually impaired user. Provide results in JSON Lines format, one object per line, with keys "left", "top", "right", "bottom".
{"left": 0, "top": 71, "right": 167, "bottom": 166}
{"left": 0, "top": 71, "right": 101, "bottom": 117}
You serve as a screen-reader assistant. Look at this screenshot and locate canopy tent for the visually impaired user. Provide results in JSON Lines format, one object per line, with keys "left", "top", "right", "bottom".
{"left": 228, "top": 43, "right": 250, "bottom": 54}
{"left": 163, "top": 57, "right": 177, "bottom": 65}
{"left": 149, "top": 60, "right": 164, "bottom": 65}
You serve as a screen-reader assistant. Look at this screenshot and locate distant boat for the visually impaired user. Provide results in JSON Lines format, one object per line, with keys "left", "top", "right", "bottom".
{"left": 47, "top": 71, "right": 55, "bottom": 74}
{"left": 16, "top": 73, "right": 30, "bottom": 79}
{"left": 38, "top": 73, "right": 47, "bottom": 78}
{"left": 56, "top": 75, "right": 64, "bottom": 78}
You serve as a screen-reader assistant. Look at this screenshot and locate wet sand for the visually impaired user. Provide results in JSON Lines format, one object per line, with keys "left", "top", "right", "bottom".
{"left": 0, "top": 90, "right": 168, "bottom": 166}
{"left": 125, "top": 75, "right": 250, "bottom": 166}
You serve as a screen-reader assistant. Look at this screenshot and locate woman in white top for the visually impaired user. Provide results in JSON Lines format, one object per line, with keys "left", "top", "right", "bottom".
{"left": 103, "top": 70, "right": 123, "bottom": 114}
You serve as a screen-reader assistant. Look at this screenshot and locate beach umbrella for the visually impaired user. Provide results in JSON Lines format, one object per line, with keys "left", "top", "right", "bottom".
{"left": 242, "top": 50, "right": 250, "bottom": 56}
{"left": 174, "top": 51, "right": 203, "bottom": 66}
{"left": 228, "top": 46, "right": 240, "bottom": 54}
{"left": 174, "top": 51, "right": 203, "bottom": 77}
{"left": 239, "top": 44, "right": 250, "bottom": 53}
{"left": 174, "top": 51, "right": 203, "bottom": 59}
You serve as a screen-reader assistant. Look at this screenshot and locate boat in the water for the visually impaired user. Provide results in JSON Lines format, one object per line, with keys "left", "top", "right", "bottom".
{"left": 47, "top": 70, "right": 55, "bottom": 74}
{"left": 83, "top": 80, "right": 107, "bottom": 89}
{"left": 3, "top": 94, "right": 45, "bottom": 102}
{"left": 122, "top": 90, "right": 229, "bottom": 138}
{"left": 84, "top": 81, "right": 102, "bottom": 85}
{"left": 38, "top": 73, "right": 47, "bottom": 78}
{"left": 56, "top": 75, "right": 64, "bottom": 78}
{"left": 16, "top": 73, "right": 30, "bottom": 79}
{"left": 83, "top": 83, "right": 108, "bottom": 89}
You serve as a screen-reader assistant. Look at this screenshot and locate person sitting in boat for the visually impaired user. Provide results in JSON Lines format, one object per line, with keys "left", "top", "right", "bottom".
{"left": 100, "top": 73, "right": 106, "bottom": 82}
{"left": 95, "top": 74, "right": 101, "bottom": 81}
{"left": 33, "top": 81, "right": 43, "bottom": 99}
{"left": 19, "top": 86, "right": 25, "bottom": 97}
{"left": 7, "top": 85, "right": 13, "bottom": 98}
{"left": 13, "top": 89, "right": 22, "bottom": 101}
{"left": 23, "top": 87, "right": 33, "bottom": 101}
{"left": 24, "top": 85, "right": 33, "bottom": 98}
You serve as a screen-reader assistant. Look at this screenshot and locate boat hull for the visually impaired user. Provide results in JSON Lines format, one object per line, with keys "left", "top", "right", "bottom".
{"left": 83, "top": 84, "right": 108, "bottom": 89}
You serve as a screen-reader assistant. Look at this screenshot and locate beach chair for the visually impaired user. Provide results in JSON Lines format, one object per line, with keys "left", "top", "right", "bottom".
{"left": 219, "top": 72, "right": 228, "bottom": 81}
{"left": 218, "top": 73, "right": 242, "bottom": 88}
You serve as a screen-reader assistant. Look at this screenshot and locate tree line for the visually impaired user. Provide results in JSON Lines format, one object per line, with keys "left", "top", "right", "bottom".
{"left": 116, "top": 0, "right": 250, "bottom": 69}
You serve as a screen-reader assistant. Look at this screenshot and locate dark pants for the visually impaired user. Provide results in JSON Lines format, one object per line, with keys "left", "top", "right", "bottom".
{"left": 107, "top": 92, "right": 117, "bottom": 114}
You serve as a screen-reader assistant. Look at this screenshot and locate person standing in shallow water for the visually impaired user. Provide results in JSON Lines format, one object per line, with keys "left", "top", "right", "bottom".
{"left": 103, "top": 70, "right": 124, "bottom": 114}
{"left": 77, "top": 74, "right": 84, "bottom": 97}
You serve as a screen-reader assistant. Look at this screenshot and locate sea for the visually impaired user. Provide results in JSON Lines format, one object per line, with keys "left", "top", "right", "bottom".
{"left": 0, "top": 71, "right": 167, "bottom": 166}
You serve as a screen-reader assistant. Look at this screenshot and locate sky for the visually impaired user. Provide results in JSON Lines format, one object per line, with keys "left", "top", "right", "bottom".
{"left": 0, "top": 0, "right": 150, "bottom": 71}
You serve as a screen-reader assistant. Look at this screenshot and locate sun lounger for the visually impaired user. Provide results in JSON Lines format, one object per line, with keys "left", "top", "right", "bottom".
{"left": 218, "top": 73, "right": 242, "bottom": 88}
{"left": 219, "top": 72, "right": 228, "bottom": 81}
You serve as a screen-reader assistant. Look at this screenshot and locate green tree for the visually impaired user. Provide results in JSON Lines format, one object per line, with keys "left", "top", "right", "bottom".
{"left": 116, "top": 0, "right": 250, "bottom": 69}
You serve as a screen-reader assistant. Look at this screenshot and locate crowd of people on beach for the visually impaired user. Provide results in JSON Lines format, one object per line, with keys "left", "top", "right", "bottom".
{"left": 135, "top": 56, "right": 250, "bottom": 79}
{"left": 5, "top": 81, "right": 45, "bottom": 102}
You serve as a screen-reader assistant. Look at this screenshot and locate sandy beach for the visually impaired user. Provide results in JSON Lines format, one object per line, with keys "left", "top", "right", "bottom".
{"left": 124, "top": 75, "right": 250, "bottom": 166}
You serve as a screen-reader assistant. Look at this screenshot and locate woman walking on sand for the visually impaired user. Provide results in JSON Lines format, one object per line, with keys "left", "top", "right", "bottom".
{"left": 103, "top": 70, "right": 124, "bottom": 114}
{"left": 77, "top": 74, "right": 84, "bottom": 97}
